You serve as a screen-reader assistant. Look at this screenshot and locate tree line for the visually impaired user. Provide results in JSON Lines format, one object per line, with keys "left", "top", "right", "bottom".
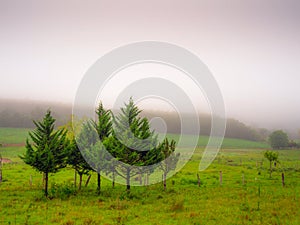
{"left": 269, "top": 130, "right": 300, "bottom": 149}
{"left": 0, "top": 98, "right": 274, "bottom": 141}
{"left": 21, "top": 99, "right": 179, "bottom": 196}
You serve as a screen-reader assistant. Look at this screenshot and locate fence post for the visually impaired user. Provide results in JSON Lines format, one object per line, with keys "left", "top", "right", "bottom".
{"left": 242, "top": 173, "right": 245, "bottom": 186}
{"left": 197, "top": 173, "right": 200, "bottom": 187}
{"left": 220, "top": 171, "right": 223, "bottom": 186}
{"left": 29, "top": 175, "right": 32, "bottom": 187}
{"left": 0, "top": 154, "right": 2, "bottom": 183}
{"left": 281, "top": 173, "right": 285, "bottom": 187}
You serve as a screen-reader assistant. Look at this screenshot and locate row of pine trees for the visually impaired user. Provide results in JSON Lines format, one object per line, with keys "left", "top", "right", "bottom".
{"left": 21, "top": 99, "right": 179, "bottom": 196}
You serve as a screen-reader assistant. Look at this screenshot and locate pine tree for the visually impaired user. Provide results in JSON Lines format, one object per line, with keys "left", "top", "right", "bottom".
{"left": 108, "top": 98, "right": 160, "bottom": 191}
{"left": 20, "top": 110, "right": 69, "bottom": 196}
{"left": 93, "top": 102, "right": 112, "bottom": 193}
{"left": 60, "top": 116, "right": 92, "bottom": 190}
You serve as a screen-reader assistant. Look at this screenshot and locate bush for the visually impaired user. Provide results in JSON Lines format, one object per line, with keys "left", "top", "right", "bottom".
{"left": 48, "top": 183, "right": 77, "bottom": 200}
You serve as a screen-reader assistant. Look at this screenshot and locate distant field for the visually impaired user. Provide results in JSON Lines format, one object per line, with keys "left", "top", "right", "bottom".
{"left": 166, "top": 133, "right": 270, "bottom": 149}
{"left": 0, "top": 127, "right": 29, "bottom": 144}
{"left": 0, "top": 127, "right": 270, "bottom": 149}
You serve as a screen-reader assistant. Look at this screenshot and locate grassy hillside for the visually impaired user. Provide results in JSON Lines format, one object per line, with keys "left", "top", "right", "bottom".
{"left": 0, "top": 127, "right": 299, "bottom": 224}
{"left": 0, "top": 127, "right": 29, "bottom": 144}
{"left": 165, "top": 133, "right": 270, "bottom": 149}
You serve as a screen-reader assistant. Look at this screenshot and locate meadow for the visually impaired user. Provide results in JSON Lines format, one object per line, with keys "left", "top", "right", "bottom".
{"left": 0, "top": 128, "right": 299, "bottom": 224}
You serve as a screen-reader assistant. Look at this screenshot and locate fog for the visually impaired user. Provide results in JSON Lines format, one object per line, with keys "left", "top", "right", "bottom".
{"left": 0, "top": 0, "right": 300, "bottom": 134}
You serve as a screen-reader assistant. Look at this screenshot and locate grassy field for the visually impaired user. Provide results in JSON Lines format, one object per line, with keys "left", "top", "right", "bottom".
{"left": 0, "top": 128, "right": 29, "bottom": 145}
{"left": 0, "top": 128, "right": 299, "bottom": 224}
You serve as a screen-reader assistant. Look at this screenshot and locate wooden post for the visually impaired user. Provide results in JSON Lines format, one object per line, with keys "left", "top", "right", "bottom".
{"left": 197, "top": 173, "right": 200, "bottom": 187}
{"left": 281, "top": 173, "right": 285, "bottom": 187}
{"left": 29, "top": 175, "right": 32, "bottom": 187}
{"left": 163, "top": 173, "right": 167, "bottom": 191}
{"left": 242, "top": 173, "right": 245, "bottom": 186}
{"left": 144, "top": 174, "right": 147, "bottom": 185}
{"left": 0, "top": 154, "right": 2, "bottom": 183}
{"left": 139, "top": 173, "right": 143, "bottom": 185}
{"left": 146, "top": 172, "right": 149, "bottom": 186}
{"left": 220, "top": 171, "right": 223, "bottom": 186}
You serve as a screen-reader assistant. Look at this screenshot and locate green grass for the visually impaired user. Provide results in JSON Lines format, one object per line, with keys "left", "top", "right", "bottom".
{"left": 165, "top": 133, "right": 270, "bottom": 149}
{"left": 0, "top": 127, "right": 29, "bottom": 144}
{"left": 0, "top": 128, "right": 299, "bottom": 224}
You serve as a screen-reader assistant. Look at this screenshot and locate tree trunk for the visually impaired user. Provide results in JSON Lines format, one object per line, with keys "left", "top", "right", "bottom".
{"left": 146, "top": 172, "right": 149, "bottom": 186}
{"left": 139, "top": 172, "right": 143, "bottom": 185}
{"left": 0, "top": 166, "right": 2, "bottom": 183}
{"left": 269, "top": 161, "right": 272, "bottom": 178}
{"left": 45, "top": 172, "right": 49, "bottom": 197}
{"left": 74, "top": 170, "right": 77, "bottom": 188}
{"left": 85, "top": 175, "right": 91, "bottom": 187}
{"left": 79, "top": 174, "right": 83, "bottom": 190}
{"left": 97, "top": 173, "right": 101, "bottom": 195}
{"left": 126, "top": 168, "right": 130, "bottom": 191}
{"left": 163, "top": 172, "right": 167, "bottom": 191}
{"left": 0, "top": 155, "right": 2, "bottom": 183}
{"left": 112, "top": 170, "right": 115, "bottom": 188}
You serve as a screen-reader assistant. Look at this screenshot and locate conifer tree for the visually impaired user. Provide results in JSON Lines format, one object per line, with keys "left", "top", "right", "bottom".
{"left": 21, "top": 110, "right": 69, "bottom": 196}
{"left": 93, "top": 102, "right": 112, "bottom": 193}
{"left": 67, "top": 138, "right": 92, "bottom": 190}
{"left": 60, "top": 116, "right": 92, "bottom": 190}
{"left": 108, "top": 98, "right": 161, "bottom": 191}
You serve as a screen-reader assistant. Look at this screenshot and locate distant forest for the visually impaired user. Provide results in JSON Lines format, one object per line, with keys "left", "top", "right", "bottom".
{"left": 0, "top": 99, "right": 270, "bottom": 141}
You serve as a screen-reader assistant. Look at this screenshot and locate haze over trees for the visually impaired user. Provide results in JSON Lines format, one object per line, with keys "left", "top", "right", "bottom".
{"left": 0, "top": 98, "right": 280, "bottom": 141}
{"left": 269, "top": 130, "right": 289, "bottom": 149}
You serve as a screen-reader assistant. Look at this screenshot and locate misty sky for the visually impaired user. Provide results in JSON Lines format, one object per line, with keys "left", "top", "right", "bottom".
{"left": 0, "top": 0, "right": 300, "bottom": 130}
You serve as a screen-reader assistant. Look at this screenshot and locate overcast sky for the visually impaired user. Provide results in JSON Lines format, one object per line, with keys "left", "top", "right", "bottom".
{"left": 0, "top": 0, "right": 300, "bottom": 130}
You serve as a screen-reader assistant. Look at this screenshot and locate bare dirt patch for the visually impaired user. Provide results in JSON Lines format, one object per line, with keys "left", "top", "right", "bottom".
{"left": 1, "top": 158, "right": 13, "bottom": 164}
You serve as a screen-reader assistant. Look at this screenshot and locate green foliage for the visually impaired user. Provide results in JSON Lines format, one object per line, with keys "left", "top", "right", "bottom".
{"left": 264, "top": 150, "right": 279, "bottom": 178}
{"left": 20, "top": 110, "right": 70, "bottom": 196}
{"left": 269, "top": 130, "right": 289, "bottom": 149}
{"left": 48, "top": 183, "right": 77, "bottom": 200}
{"left": 66, "top": 138, "right": 92, "bottom": 189}
{"left": 107, "top": 98, "right": 174, "bottom": 190}
{"left": 76, "top": 120, "right": 106, "bottom": 194}
{"left": 92, "top": 102, "right": 113, "bottom": 193}
{"left": 94, "top": 102, "right": 112, "bottom": 140}
{"left": 159, "top": 138, "right": 180, "bottom": 190}
{"left": 63, "top": 117, "right": 93, "bottom": 181}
